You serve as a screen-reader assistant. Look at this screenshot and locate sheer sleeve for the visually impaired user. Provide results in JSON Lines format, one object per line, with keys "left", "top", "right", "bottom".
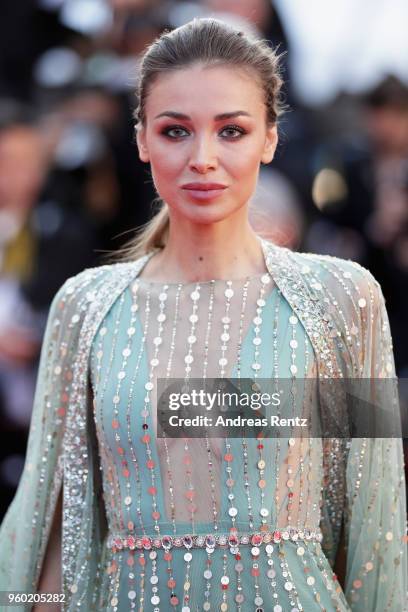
{"left": 343, "top": 274, "right": 408, "bottom": 610}
{"left": 0, "top": 281, "right": 72, "bottom": 602}
{"left": 0, "top": 268, "right": 105, "bottom": 610}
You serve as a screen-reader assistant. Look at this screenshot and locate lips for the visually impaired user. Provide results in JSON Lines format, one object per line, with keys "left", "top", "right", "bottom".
{"left": 181, "top": 182, "right": 227, "bottom": 191}
{"left": 180, "top": 182, "right": 228, "bottom": 202}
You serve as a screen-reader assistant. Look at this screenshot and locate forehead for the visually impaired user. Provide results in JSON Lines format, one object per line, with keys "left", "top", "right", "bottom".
{"left": 145, "top": 63, "right": 265, "bottom": 119}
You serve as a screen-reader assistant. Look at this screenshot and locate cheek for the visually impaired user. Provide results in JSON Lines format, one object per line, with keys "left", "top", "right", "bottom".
{"left": 223, "top": 143, "right": 263, "bottom": 181}
{"left": 149, "top": 144, "right": 185, "bottom": 185}
{"left": 148, "top": 147, "right": 192, "bottom": 205}
{"left": 228, "top": 156, "right": 259, "bottom": 200}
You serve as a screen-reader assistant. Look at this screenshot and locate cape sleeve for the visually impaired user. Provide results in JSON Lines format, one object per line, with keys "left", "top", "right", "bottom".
{"left": 342, "top": 269, "right": 408, "bottom": 610}
{"left": 0, "top": 268, "right": 107, "bottom": 610}
{"left": 279, "top": 247, "right": 407, "bottom": 609}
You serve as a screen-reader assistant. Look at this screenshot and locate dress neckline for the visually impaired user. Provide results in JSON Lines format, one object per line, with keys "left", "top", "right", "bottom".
{"left": 134, "top": 241, "right": 271, "bottom": 286}
{"left": 134, "top": 271, "right": 270, "bottom": 287}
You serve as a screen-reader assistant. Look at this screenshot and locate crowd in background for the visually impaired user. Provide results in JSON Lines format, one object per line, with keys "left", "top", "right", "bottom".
{"left": 1, "top": 0, "right": 408, "bottom": 518}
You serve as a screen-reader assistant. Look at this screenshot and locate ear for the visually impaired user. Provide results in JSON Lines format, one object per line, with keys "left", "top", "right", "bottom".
{"left": 261, "top": 124, "right": 278, "bottom": 164}
{"left": 136, "top": 125, "right": 150, "bottom": 163}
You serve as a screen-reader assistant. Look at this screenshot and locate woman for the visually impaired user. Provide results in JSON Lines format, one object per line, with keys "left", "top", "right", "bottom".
{"left": 0, "top": 18, "right": 406, "bottom": 612}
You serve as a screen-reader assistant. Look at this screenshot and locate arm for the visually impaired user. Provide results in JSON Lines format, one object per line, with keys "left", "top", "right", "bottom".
{"left": 0, "top": 263, "right": 123, "bottom": 609}
{"left": 0, "top": 268, "right": 98, "bottom": 608}
{"left": 343, "top": 277, "right": 408, "bottom": 610}
{"left": 333, "top": 522, "right": 347, "bottom": 589}
{"left": 32, "top": 490, "right": 62, "bottom": 612}
{"left": 0, "top": 281, "right": 70, "bottom": 603}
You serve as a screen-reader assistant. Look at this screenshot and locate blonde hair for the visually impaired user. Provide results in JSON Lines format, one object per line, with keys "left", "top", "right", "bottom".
{"left": 113, "top": 17, "right": 285, "bottom": 262}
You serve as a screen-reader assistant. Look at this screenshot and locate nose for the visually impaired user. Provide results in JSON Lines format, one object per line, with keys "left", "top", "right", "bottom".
{"left": 188, "top": 133, "right": 217, "bottom": 173}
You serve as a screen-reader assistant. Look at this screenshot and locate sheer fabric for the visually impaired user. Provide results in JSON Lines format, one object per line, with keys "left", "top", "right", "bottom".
{"left": 0, "top": 239, "right": 406, "bottom": 611}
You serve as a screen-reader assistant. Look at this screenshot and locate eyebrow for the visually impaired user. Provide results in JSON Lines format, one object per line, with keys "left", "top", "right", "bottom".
{"left": 154, "top": 111, "right": 252, "bottom": 121}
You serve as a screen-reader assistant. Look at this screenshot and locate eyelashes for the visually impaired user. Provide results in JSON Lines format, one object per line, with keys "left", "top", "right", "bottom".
{"left": 160, "top": 124, "right": 248, "bottom": 140}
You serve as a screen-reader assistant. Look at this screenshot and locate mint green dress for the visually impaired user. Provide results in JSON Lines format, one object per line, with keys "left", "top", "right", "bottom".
{"left": 86, "top": 274, "right": 364, "bottom": 611}
{"left": 0, "top": 239, "right": 406, "bottom": 611}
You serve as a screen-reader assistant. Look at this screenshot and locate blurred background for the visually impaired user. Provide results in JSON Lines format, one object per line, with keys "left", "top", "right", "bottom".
{"left": 1, "top": 0, "right": 408, "bottom": 518}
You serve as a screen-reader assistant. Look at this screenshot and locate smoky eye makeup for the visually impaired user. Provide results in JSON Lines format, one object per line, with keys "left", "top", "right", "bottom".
{"left": 159, "top": 123, "right": 249, "bottom": 140}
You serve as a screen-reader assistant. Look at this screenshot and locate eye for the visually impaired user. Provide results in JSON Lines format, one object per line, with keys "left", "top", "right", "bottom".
{"left": 219, "top": 125, "right": 247, "bottom": 139}
{"left": 161, "top": 125, "right": 247, "bottom": 140}
{"left": 161, "top": 125, "right": 190, "bottom": 139}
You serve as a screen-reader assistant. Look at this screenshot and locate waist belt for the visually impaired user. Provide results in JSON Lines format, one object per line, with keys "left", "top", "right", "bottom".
{"left": 108, "top": 527, "right": 323, "bottom": 551}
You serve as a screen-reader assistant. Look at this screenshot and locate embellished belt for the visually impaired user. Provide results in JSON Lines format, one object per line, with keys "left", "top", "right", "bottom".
{"left": 108, "top": 527, "right": 323, "bottom": 551}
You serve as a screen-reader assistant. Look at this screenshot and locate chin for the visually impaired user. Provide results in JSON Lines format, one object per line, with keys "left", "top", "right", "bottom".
{"left": 163, "top": 195, "right": 237, "bottom": 224}
{"left": 184, "top": 204, "right": 240, "bottom": 225}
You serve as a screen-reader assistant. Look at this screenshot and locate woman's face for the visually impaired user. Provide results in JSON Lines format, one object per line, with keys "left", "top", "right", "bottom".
{"left": 137, "top": 63, "right": 278, "bottom": 226}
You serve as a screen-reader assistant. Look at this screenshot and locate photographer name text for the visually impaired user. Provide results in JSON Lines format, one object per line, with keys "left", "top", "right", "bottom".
{"left": 166, "top": 415, "right": 308, "bottom": 428}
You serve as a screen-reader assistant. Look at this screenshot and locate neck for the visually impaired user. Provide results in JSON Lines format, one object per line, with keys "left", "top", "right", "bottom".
{"left": 145, "top": 216, "right": 268, "bottom": 283}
